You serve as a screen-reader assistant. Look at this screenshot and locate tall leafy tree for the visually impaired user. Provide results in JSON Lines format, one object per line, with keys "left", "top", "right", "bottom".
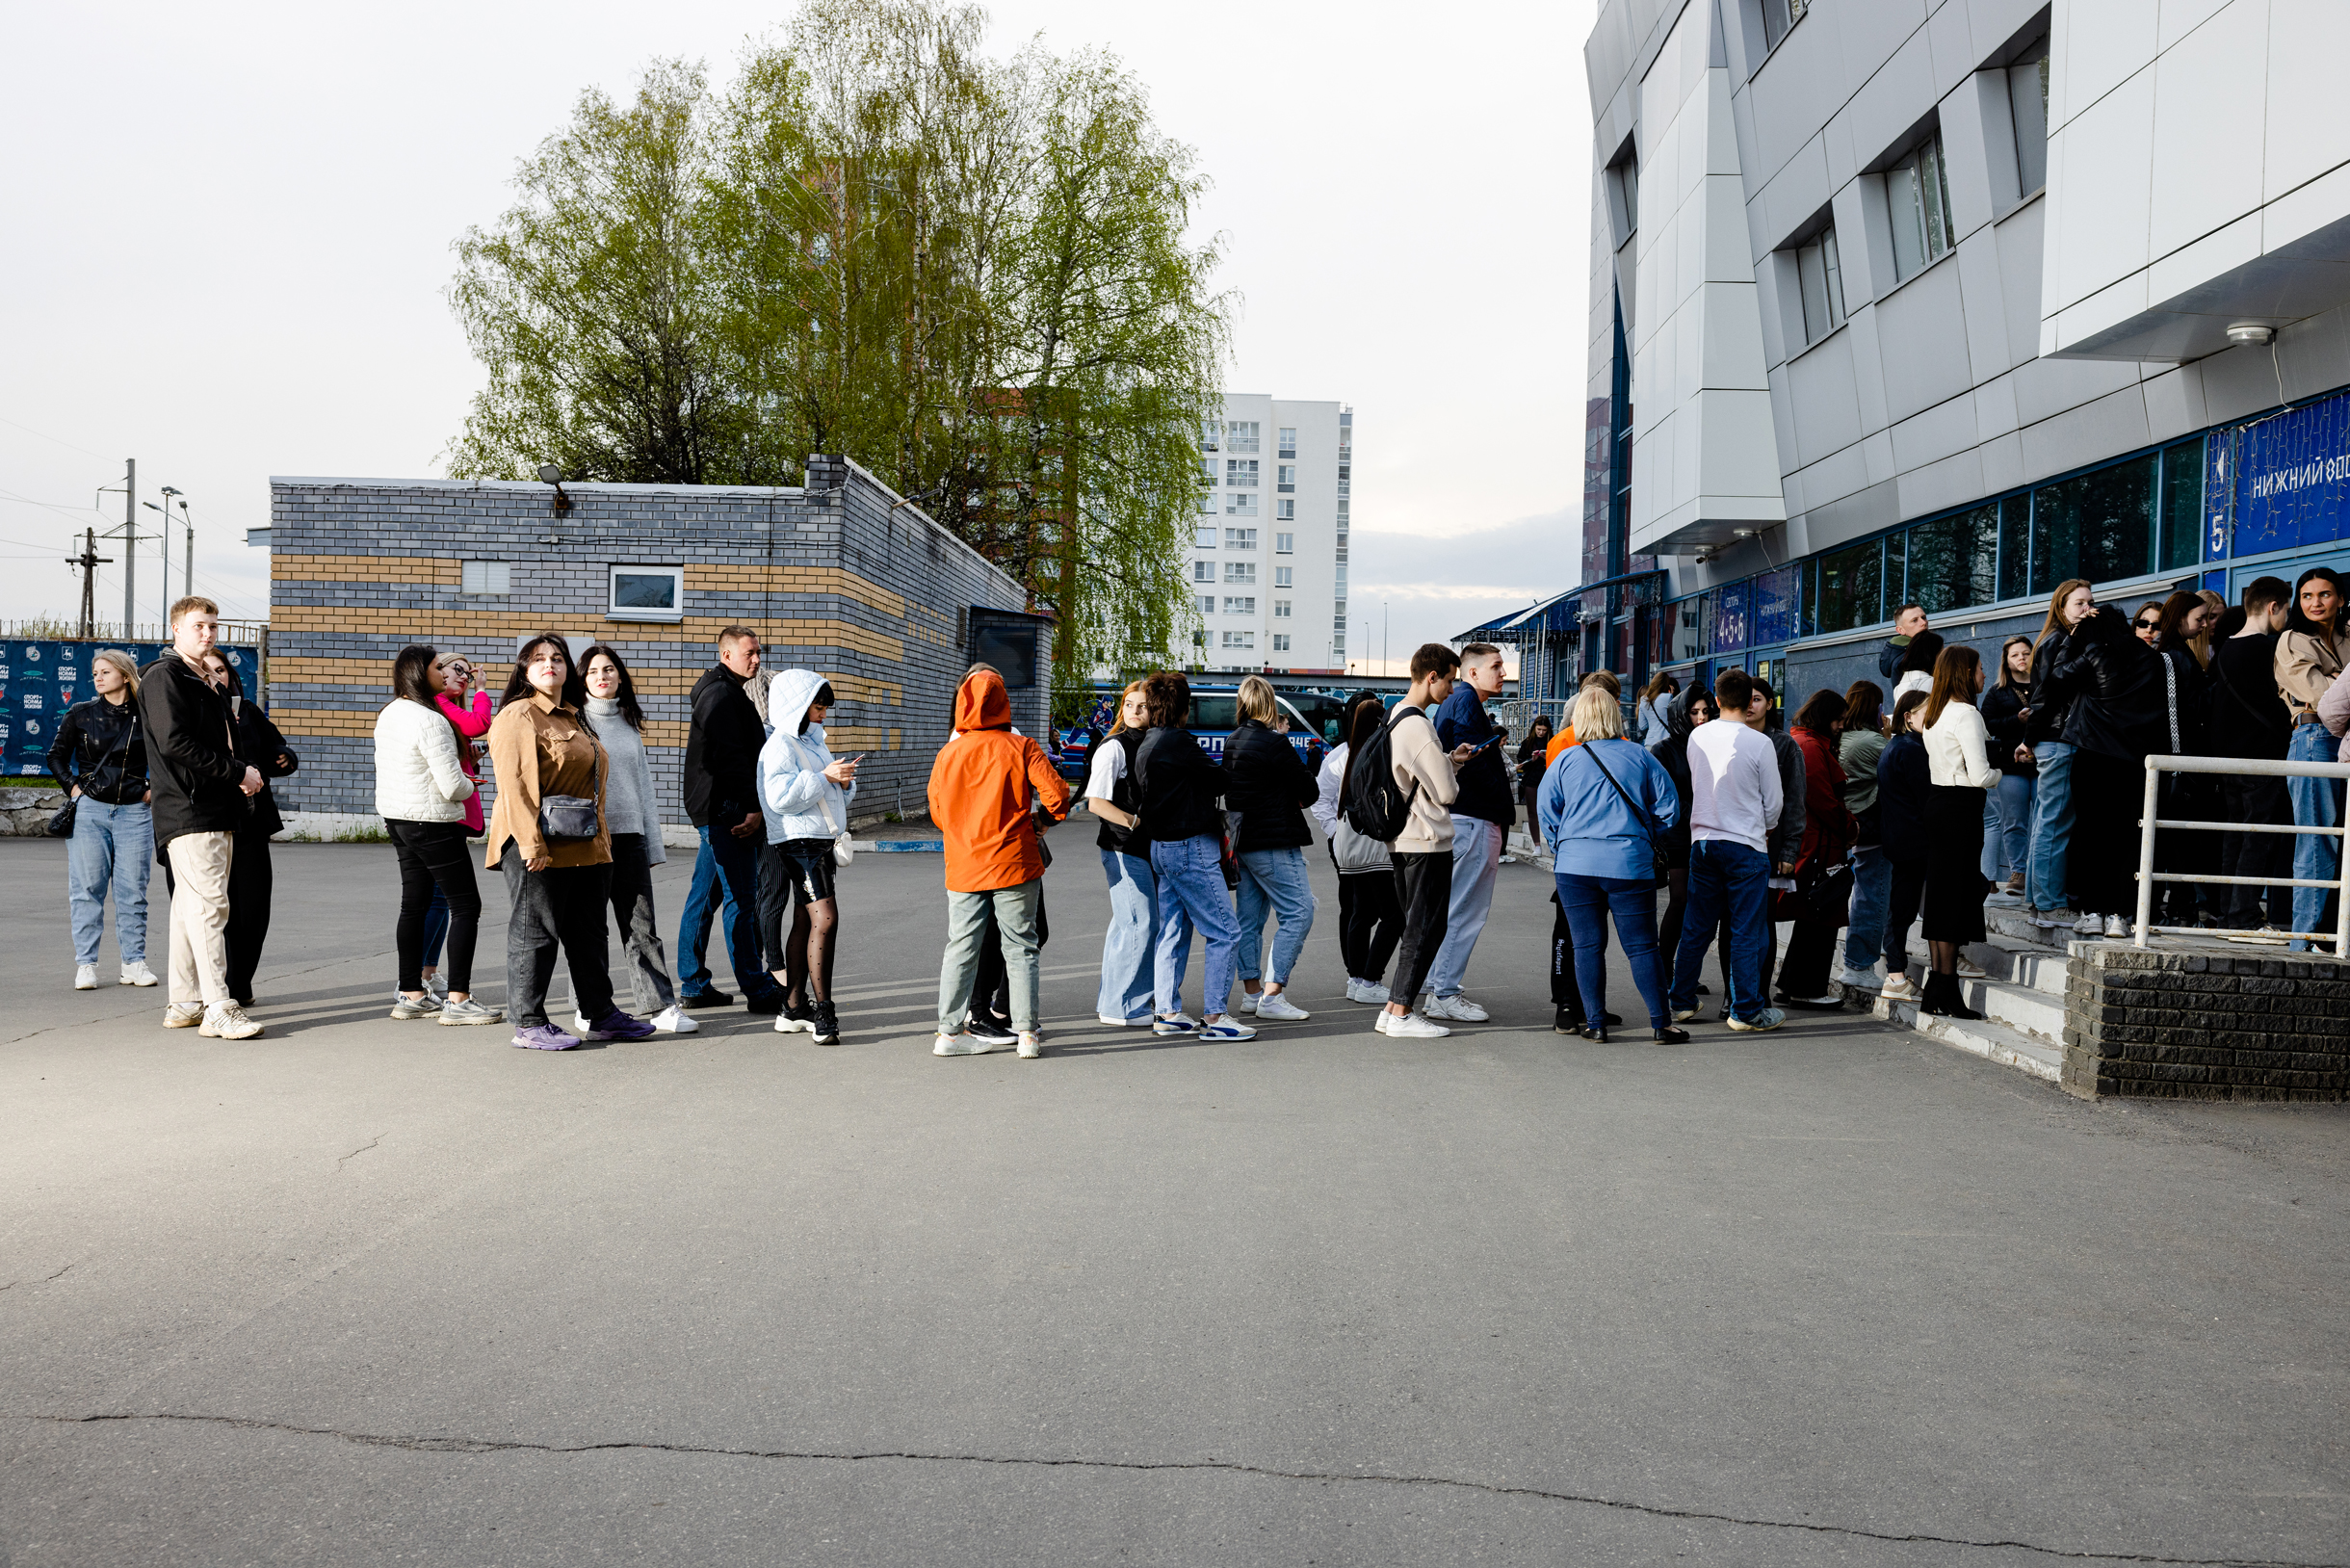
{"left": 445, "top": 0, "right": 1232, "bottom": 698}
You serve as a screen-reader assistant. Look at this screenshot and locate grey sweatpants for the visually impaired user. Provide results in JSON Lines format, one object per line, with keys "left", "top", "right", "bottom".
{"left": 936, "top": 878, "right": 1043, "bottom": 1034}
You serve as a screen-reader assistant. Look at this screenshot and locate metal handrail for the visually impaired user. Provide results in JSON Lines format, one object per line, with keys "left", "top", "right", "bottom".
{"left": 2133, "top": 753, "right": 2350, "bottom": 952}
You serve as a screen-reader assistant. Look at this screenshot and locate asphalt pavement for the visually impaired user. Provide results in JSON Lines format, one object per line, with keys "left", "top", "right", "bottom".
{"left": 2, "top": 834, "right": 2345, "bottom": 1567}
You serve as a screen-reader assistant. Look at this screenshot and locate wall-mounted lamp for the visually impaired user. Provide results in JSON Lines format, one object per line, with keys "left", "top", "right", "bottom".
{"left": 1733, "top": 528, "right": 1758, "bottom": 539}
{"left": 2226, "top": 323, "right": 2277, "bottom": 347}
{"left": 537, "top": 463, "right": 575, "bottom": 514}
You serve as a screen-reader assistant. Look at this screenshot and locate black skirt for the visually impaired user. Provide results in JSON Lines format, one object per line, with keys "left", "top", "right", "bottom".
{"left": 1921, "top": 784, "right": 1988, "bottom": 943}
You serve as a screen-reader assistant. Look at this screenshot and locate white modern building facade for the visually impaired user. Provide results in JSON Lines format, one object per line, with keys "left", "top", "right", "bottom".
{"left": 1187, "top": 395, "right": 1350, "bottom": 676}
{"left": 1477, "top": 0, "right": 2350, "bottom": 704}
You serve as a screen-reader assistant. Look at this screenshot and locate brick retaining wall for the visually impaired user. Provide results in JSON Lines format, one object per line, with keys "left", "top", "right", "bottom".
{"left": 2062, "top": 945, "right": 2350, "bottom": 1102}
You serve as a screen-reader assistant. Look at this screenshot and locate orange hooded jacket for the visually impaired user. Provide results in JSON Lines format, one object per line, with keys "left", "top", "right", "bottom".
{"left": 927, "top": 669, "right": 1073, "bottom": 893}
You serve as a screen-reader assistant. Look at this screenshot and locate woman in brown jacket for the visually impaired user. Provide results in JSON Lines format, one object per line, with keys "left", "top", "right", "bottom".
{"left": 488, "top": 633, "right": 653, "bottom": 1050}
{"left": 2276, "top": 567, "right": 2346, "bottom": 950}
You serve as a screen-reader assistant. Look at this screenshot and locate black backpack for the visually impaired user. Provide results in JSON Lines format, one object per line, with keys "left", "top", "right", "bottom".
{"left": 1344, "top": 705, "right": 1423, "bottom": 843}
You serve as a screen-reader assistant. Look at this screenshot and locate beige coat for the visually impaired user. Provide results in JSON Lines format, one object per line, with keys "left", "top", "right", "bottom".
{"left": 1388, "top": 705, "right": 1461, "bottom": 852}
{"left": 485, "top": 692, "right": 611, "bottom": 869}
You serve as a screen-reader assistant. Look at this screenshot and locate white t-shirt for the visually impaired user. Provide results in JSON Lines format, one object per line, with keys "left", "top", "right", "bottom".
{"left": 1085, "top": 738, "right": 1127, "bottom": 801}
{"left": 1685, "top": 719, "right": 1784, "bottom": 856}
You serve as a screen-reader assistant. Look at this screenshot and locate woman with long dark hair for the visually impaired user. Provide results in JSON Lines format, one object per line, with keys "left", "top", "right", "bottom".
{"left": 409, "top": 651, "right": 493, "bottom": 1005}
{"left": 1314, "top": 693, "right": 1405, "bottom": 1004}
{"left": 49, "top": 648, "right": 155, "bottom": 991}
{"left": 1893, "top": 630, "right": 1945, "bottom": 702}
{"left": 2023, "top": 580, "right": 2091, "bottom": 928}
{"left": 488, "top": 633, "right": 650, "bottom": 1049}
{"left": 1650, "top": 684, "right": 1718, "bottom": 996}
{"left": 1772, "top": 689, "right": 1856, "bottom": 1008}
{"left": 372, "top": 644, "right": 500, "bottom": 1026}
{"left": 1979, "top": 636, "right": 2038, "bottom": 901}
{"left": 1919, "top": 646, "right": 1996, "bottom": 1017}
{"left": 2150, "top": 593, "right": 2218, "bottom": 928}
{"left": 2053, "top": 588, "right": 2168, "bottom": 936}
{"left": 1875, "top": 691, "right": 1932, "bottom": 1003}
{"left": 1517, "top": 715, "right": 1555, "bottom": 844}
{"left": 2276, "top": 566, "right": 2346, "bottom": 949}
{"left": 577, "top": 644, "right": 695, "bottom": 1036}
{"left": 756, "top": 667, "right": 860, "bottom": 1045}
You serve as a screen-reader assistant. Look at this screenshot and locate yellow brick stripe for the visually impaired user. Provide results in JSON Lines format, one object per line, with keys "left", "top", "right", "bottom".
{"left": 267, "top": 607, "right": 905, "bottom": 664}
{"left": 274, "top": 555, "right": 459, "bottom": 584}
{"left": 687, "top": 563, "right": 906, "bottom": 618}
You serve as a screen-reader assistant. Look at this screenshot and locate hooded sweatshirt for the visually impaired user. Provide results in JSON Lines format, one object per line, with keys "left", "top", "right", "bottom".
{"left": 927, "top": 669, "right": 1072, "bottom": 893}
{"left": 758, "top": 668, "right": 858, "bottom": 844}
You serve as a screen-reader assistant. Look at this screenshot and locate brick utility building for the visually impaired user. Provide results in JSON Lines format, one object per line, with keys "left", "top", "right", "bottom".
{"left": 254, "top": 457, "right": 1050, "bottom": 825}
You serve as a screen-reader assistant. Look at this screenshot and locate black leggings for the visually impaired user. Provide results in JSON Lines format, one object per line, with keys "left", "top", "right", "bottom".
{"left": 1333, "top": 852, "right": 1404, "bottom": 983}
{"left": 388, "top": 819, "right": 482, "bottom": 993}
{"left": 1885, "top": 858, "right": 1926, "bottom": 971}
{"left": 2070, "top": 747, "right": 2145, "bottom": 917}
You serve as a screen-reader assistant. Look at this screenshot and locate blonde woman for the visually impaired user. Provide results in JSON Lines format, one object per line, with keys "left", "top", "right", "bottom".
{"left": 1221, "top": 676, "right": 1319, "bottom": 1021}
{"left": 46, "top": 649, "right": 156, "bottom": 990}
{"left": 1084, "top": 680, "right": 1160, "bottom": 1025}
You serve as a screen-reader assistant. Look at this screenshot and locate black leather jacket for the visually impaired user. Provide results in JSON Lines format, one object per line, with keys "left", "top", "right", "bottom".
{"left": 2053, "top": 607, "right": 2166, "bottom": 761}
{"left": 1220, "top": 719, "right": 1318, "bottom": 851}
{"left": 46, "top": 695, "right": 149, "bottom": 804}
{"left": 2023, "top": 634, "right": 2077, "bottom": 744}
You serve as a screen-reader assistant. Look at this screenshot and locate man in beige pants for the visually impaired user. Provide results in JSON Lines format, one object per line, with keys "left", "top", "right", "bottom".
{"left": 138, "top": 597, "right": 265, "bottom": 1039}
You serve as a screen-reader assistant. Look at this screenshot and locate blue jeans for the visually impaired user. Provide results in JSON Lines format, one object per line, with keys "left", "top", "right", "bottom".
{"left": 1991, "top": 772, "right": 2033, "bottom": 883}
{"left": 67, "top": 797, "right": 151, "bottom": 966}
{"left": 1150, "top": 834, "right": 1240, "bottom": 1018}
{"left": 1670, "top": 839, "right": 1770, "bottom": 1023}
{"left": 1842, "top": 843, "right": 1892, "bottom": 973}
{"left": 2287, "top": 722, "right": 2346, "bottom": 948}
{"left": 1236, "top": 847, "right": 1317, "bottom": 985}
{"left": 1427, "top": 815, "right": 1503, "bottom": 997}
{"left": 1097, "top": 849, "right": 1160, "bottom": 1021}
{"left": 676, "top": 824, "right": 779, "bottom": 999}
{"left": 2027, "top": 742, "right": 2074, "bottom": 909}
{"left": 1556, "top": 872, "right": 1668, "bottom": 1028}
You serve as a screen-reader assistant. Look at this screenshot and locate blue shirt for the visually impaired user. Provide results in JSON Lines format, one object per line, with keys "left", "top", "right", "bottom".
{"left": 1537, "top": 738, "right": 1680, "bottom": 881}
{"left": 1433, "top": 684, "right": 1513, "bottom": 824}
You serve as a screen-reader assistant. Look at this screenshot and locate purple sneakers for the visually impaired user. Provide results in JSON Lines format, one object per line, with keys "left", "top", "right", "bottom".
{"left": 511, "top": 1024, "right": 580, "bottom": 1051}
{"left": 579, "top": 1008, "right": 655, "bottom": 1042}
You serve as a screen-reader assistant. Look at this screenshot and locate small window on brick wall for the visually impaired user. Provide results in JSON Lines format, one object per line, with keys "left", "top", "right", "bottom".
{"left": 609, "top": 564, "right": 684, "bottom": 622}
{"left": 462, "top": 560, "right": 511, "bottom": 596}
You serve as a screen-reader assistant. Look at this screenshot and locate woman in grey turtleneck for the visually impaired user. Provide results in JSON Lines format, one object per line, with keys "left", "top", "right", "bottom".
{"left": 579, "top": 645, "right": 697, "bottom": 1035}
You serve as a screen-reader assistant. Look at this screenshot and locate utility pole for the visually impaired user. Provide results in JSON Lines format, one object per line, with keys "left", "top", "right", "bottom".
{"left": 179, "top": 498, "right": 193, "bottom": 599}
{"left": 122, "top": 458, "right": 136, "bottom": 635}
{"left": 65, "top": 528, "right": 112, "bottom": 640}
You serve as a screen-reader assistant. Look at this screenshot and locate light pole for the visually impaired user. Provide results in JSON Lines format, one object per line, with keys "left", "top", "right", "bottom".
{"left": 161, "top": 487, "right": 186, "bottom": 600}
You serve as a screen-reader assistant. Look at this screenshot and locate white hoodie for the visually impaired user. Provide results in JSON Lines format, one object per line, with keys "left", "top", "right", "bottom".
{"left": 758, "top": 668, "right": 857, "bottom": 843}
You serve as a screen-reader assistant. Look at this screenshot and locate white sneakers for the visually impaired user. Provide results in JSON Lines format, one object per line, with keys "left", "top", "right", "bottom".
{"left": 1378, "top": 1009, "right": 1450, "bottom": 1038}
{"left": 199, "top": 1002, "right": 263, "bottom": 1039}
{"left": 163, "top": 1002, "right": 204, "bottom": 1029}
{"left": 1254, "top": 993, "right": 1311, "bottom": 1022}
{"left": 2073, "top": 911, "right": 2103, "bottom": 935}
{"left": 1017, "top": 1032, "right": 1043, "bottom": 1058}
{"left": 119, "top": 961, "right": 157, "bottom": 987}
{"left": 1725, "top": 1007, "right": 1787, "bottom": 1032}
{"left": 1096, "top": 1012, "right": 1147, "bottom": 1026}
{"left": 74, "top": 964, "right": 98, "bottom": 990}
{"left": 1423, "top": 993, "right": 1489, "bottom": 1023}
{"left": 1955, "top": 957, "right": 1988, "bottom": 980}
{"left": 934, "top": 1031, "right": 999, "bottom": 1056}
{"left": 648, "top": 1005, "right": 699, "bottom": 1033}
{"left": 2104, "top": 914, "right": 2132, "bottom": 938}
{"left": 1880, "top": 973, "right": 1919, "bottom": 1002}
{"left": 1345, "top": 979, "right": 1391, "bottom": 1006}
{"left": 1834, "top": 963, "right": 1882, "bottom": 990}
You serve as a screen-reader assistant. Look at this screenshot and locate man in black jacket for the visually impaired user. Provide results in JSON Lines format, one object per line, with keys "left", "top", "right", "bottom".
{"left": 1877, "top": 603, "right": 1929, "bottom": 680}
{"left": 675, "top": 626, "right": 785, "bottom": 1011}
{"left": 138, "top": 596, "right": 264, "bottom": 1038}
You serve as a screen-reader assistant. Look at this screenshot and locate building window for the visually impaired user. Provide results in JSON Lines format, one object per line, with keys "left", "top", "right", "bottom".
{"left": 1200, "top": 420, "right": 1220, "bottom": 452}
{"left": 2158, "top": 435, "right": 2206, "bottom": 573}
{"left": 1274, "top": 599, "right": 1292, "bottom": 618}
{"left": 1224, "top": 595, "right": 1256, "bottom": 614}
{"left": 1193, "top": 561, "right": 1215, "bottom": 583}
{"left": 1274, "top": 566, "right": 1293, "bottom": 588}
{"left": 1998, "top": 494, "right": 2031, "bottom": 602}
{"left": 1606, "top": 150, "right": 1638, "bottom": 248}
{"left": 1227, "top": 493, "right": 1258, "bottom": 517}
{"left": 1196, "top": 525, "right": 1218, "bottom": 547}
{"left": 461, "top": 560, "right": 512, "bottom": 596}
{"left": 1226, "top": 458, "right": 1260, "bottom": 488}
{"left": 1225, "top": 528, "right": 1258, "bottom": 551}
{"left": 1276, "top": 499, "right": 1294, "bottom": 520}
{"left": 1197, "top": 594, "right": 1216, "bottom": 615}
{"left": 1274, "top": 532, "right": 1293, "bottom": 554}
{"left": 1276, "top": 464, "right": 1295, "bottom": 492}
{"left": 1889, "top": 134, "right": 1954, "bottom": 281}
{"left": 1793, "top": 226, "right": 1846, "bottom": 344}
{"left": 1762, "top": 0, "right": 1808, "bottom": 50}
{"left": 1272, "top": 634, "right": 1291, "bottom": 652}
{"left": 608, "top": 564, "right": 683, "bottom": 622}
{"left": 1225, "top": 561, "right": 1257, "bottom": 586}
{"left": 1226, "top": 421, "right": 1260, "bottom": 454}
{"left": 1221, "top": 630, "right": 1255, "bottom": 650}
{"left": 2031, "top": 453, "right": 2158, "bottom": 593}
{"left": 1906, "top": 505, "right": 1998, "bottom": 614}
{"left": 1279, "top": 428, "right": 1296, "bottom": 457}
{"left": 2009, "top": 35, "right": 2050, "bottom": 196}
{"left": 1815, "top": 538, "right": 1883, "bottom": 634}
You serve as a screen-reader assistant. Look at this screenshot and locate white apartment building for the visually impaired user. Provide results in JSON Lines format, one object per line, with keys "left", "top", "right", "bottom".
{"left": 1186, "top": 395, "right": 1351, "bottom": 676}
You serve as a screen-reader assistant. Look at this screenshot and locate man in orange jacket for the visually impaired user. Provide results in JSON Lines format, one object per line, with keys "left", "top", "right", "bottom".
{"left": 927, "top": 666, "right": 1072, "bottom": 1058}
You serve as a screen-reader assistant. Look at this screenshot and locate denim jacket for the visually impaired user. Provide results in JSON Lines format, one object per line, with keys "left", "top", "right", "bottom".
{"left": 758, "top": 668, "right": 856, "bottom": 843}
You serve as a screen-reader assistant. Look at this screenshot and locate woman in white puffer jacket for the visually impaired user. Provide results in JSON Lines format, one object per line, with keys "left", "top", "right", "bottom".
{"left": 373, "top": 645, "right": 501, "bottom": 1026}
{"left": 755, "top": 668, "right": 859, "bottom": 1045}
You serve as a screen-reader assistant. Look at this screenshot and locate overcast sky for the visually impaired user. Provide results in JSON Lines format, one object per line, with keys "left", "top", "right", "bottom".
{"left": 0, "top": 0, "right": 1596, "bottom": 671}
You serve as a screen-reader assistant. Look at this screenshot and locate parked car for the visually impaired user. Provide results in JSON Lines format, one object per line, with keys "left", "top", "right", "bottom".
{"left": 1055, "top": 684, "right": 1328, "bottom": 779}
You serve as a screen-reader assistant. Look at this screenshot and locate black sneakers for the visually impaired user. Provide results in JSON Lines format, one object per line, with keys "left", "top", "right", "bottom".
{"left": 811, "top": 1002, "right": 841, "bottom": 1047}
{"left": 679, "top": 987, "right": 734, "bottom": 1009}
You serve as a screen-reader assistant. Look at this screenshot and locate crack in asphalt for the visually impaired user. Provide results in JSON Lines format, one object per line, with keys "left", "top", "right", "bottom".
{"left": 334, "top": 1135, "right": 384, "bottom": 1172}
{"left": 31, "top": 1411, "right": 2341, "bottom": 1567}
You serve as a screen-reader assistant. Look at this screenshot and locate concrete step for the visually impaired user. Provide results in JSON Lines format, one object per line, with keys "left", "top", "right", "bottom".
{"left": 1870, "top": 991, "right": 2064, "bottom": 1083}
{"left": 1963, "top": 933, "right": 2073, "bottom": 997}
{"left": 1959, "top": 975, "right": 2066, "bottom": 1040}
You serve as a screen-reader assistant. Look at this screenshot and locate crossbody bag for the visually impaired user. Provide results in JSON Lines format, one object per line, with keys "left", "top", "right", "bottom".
{"left": 1577, "top": 742, "right": 1669, "bottom": 885}
{"left": 784, "top": 732, "right": 856, "bottom": 868}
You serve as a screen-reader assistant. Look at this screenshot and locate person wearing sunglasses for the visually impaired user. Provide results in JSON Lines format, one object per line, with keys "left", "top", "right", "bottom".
{"left": 2130, "top": 602, "right": 2166, "bottom": 647}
